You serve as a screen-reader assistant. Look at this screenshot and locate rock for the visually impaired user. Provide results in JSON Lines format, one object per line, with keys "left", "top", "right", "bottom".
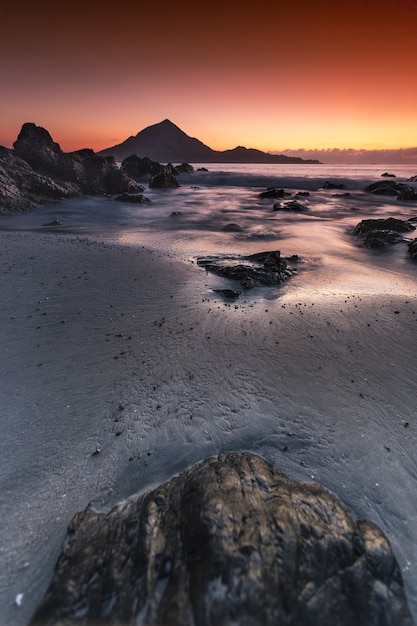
{"left": 213, "top": 288, "right": 242, "bottom": 300}
{"left": 173, "top": 162, "right": 194, "bottom": 174}
{"left": 114, "top": 192, "right": 150, "bottom": 203}
{"left": 381, "top": 172, "right": 396, "bottom": 177}
{"left": 9, "top": 123, "right": 138, "bottom": 203}
{"left": 197, "top": 250, "right": 296, "bottom": 289}
{"left": 42, "top": 220, "right": 62, "bottom": 226}
{"left": 0, "top": 146, "right": 79, "bottom": 214}
{"left": 29, "top": 452, "right": 413, "bottom": 626}
{"left": 258, "top": 186, "right": 286, "bottom": 199}
{"left": 222, "top": 223, "right": 243, "bottom": 232}
{"left": 397, "top": 188, "right": 417, "bottom": 202}
{"left": 121, "top": 155, "right": 162, "bottom": 180}
{"left": 273, "top": 200, "right": 308, "bottom": 212}
{"left": 149, "top": 164, "right": 179, "bottom": 188}
{"left": 295, "top": 191, "right": 310, "bottom": 196}
{"left": 322, "top": 181, "right": 346, "bottom": 189}
{"left": 170, "top": 211, "right": 182, "bottom": 217}
{"left": 408, "top": 239, "right": 417, "bottom": 259}
{"left": 354, "top": 218, "right": 415, "bottom": 236}
{"left": 364, "top": 181, "right": 415, "bottom": 197}
{"left": 363, "top": 230, "right": 405, "bottom": 248}
{"left": 197, "top": 167, "right": 208, "bottom": 171}
{"left": 408, "top": 175, "right": 417, "bottom": 182}
{"left": 354, "top": 218, "right": 415, "bottom": 249}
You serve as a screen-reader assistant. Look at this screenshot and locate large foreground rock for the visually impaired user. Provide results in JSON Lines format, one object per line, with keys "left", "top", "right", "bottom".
{"left": 30, "top": 452, "right": 412, "bottom": 626}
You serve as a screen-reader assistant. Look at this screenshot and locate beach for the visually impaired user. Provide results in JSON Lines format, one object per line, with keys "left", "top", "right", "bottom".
{"left": 1, "top": 166, "right": 417, "bottom": 623}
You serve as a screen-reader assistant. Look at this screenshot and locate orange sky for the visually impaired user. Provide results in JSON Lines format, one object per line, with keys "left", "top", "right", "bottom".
{"left": 1, "top": 0, "right": 416, "bottom": 153}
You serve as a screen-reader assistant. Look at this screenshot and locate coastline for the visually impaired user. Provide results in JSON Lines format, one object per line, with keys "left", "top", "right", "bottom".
{"left": 1, "top": 229, "right": 417, "bottom": 624}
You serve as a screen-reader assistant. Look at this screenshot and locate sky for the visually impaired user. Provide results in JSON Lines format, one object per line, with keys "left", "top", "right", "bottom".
{"left": 1, "top": 0, "right": 416, "bottom": 158}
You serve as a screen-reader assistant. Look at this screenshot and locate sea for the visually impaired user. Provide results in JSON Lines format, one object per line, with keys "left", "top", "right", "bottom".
{"left": 2, "top": 162, "right": 417, "bottom": 297}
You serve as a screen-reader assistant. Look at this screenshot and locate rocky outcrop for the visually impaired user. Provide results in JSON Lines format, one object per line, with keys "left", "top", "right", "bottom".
{"left": 258, "top": 186, "right": 286, "bottom": 199}
{"left": 364, "top": 180, "right": 417, "bottom": 200}
{"left": 273, "top": 200, "right": 309, "bottom": 212}
{"left": 121, "top": 155, "right": 162, "bottom": 180}
{"left": 0, "top": 146, "right": 79, "bottom": 214}
{"left": 354, "top": 218, "right": 415, "bottom": 248}
{"left": 12, "top": 123, "right": 138, "bottom": 197}
{"left": 114, "top": 192, "right": 149, "bottom": 203}
{"left": 30, "top": 452, "right": 412, "bottom": 626}
{"left": 149, "top": 163, "right": 179, "bottom": 188}
{"left": 172, "top": 162, "right": 194, "bottom": 174}
{"left": 197, "top": 250, "right": 297, "bottom": 290}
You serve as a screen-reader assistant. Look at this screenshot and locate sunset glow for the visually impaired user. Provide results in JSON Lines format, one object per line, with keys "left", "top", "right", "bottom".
{"left": 1, "top": 0, "right": 416, "bottom": 156}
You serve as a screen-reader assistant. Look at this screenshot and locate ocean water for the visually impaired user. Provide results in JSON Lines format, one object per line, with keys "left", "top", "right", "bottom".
{"left": 2, "top": 162, "right": 417, "bottom": 296}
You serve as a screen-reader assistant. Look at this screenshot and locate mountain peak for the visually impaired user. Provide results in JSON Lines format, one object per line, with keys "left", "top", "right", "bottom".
{"left": 99, "top": 121, "right": 320, "bottom": 164}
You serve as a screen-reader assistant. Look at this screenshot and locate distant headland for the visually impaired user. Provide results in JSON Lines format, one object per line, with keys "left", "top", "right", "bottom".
{"left": 98, "top": 119, "right": 321, "bottom": 164}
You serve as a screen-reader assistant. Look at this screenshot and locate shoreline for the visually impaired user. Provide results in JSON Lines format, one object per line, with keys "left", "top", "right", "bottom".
{"left": 1, "top": 230, "right": 417, "bottom": 624}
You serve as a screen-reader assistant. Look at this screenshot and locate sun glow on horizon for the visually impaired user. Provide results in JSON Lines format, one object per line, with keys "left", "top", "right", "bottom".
{"left": 0, "top": 0, "right": 416, "bottom": 158}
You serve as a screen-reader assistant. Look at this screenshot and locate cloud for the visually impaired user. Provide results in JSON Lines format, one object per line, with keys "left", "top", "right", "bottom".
{"left": 280, "top": 147, "right": 417, "bottom": 165}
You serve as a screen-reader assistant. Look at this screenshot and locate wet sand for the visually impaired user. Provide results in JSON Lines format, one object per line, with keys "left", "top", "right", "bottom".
{"left": 1, "top": 230, "right": 417, "bottom": 625}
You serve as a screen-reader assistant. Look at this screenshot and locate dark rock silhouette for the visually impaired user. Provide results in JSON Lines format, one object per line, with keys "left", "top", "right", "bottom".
{"left": 197, "top": 250, "right": 297, "bottom": 290}
{"left": 354, "top": 218, "right": 415, "bottom": 248}
{"left": 0, "top": 123, "right": 140, "bottom": 213}
{"left": 258, "top": 186, "right": 286, "bottom": 199}
{"left": 222, "top": 223, "right": 243, "bottom": 232}
{"left": 354, "top": 218, "right": 415, "bottom": 235}
{"left": 13, "top": 123, "right": 137, "bottom": 196}
{"left": 0, "top": 146, "right": 79, "bottom": 213}
{"left": 172, "top": 162, "right": 194, "bottom": 174}
{"left": 273, "top": 199, "right": 309, "bottom": 212}
{"left": 98, "top": 119, "right": 321, "bottom": 164}
{"left": 29, "top": 453, "right": 412, "bottom": 626}
{"left": 408, "top": 238, "right": 417, "bottom": 259}
{"left": 149, "top": 163, "right": 179, "bottom": 188}
{"left": 114, "top": 192, "right": 150, "bottom": 203}
{"left": 364, "top": 181, "right": 416, "bottom": 198}
{"left": 121, "top": 154, "right": 162, "bottom": 179}
{"left": 397, "top": 188, "right": 417, "bottom": 202}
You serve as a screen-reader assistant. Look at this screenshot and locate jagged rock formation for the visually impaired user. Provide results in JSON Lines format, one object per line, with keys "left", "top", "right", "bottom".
{"left": 0, "top": 146, "right": 79, "bottom": 213}
{"left": 197, "top": 250, "right": 297, "bottom": 291}
{"left": 0, "top": 123, "right": 139, "bottom": 213}
{"left": 121, "top": 155, "right": 162, "bottom": 179}
{"left": 354, "top": 218, "right": 415, "bottom": 248}
{"left": 30, "top": 452, "right": 412, "bottom": 626}
{"left": 149, "top": 163, "right": 179, "bottom": 188}
{"left": 364, "top": 180, "right": 417, "bottom": 200}
{"left": 13, "top": 123, "right": 137, "bottom": 195}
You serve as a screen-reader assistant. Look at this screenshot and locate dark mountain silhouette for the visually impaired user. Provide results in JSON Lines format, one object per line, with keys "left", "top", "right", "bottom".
{"left": 99, "top": 119, "right": 320, "bottom": 164}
